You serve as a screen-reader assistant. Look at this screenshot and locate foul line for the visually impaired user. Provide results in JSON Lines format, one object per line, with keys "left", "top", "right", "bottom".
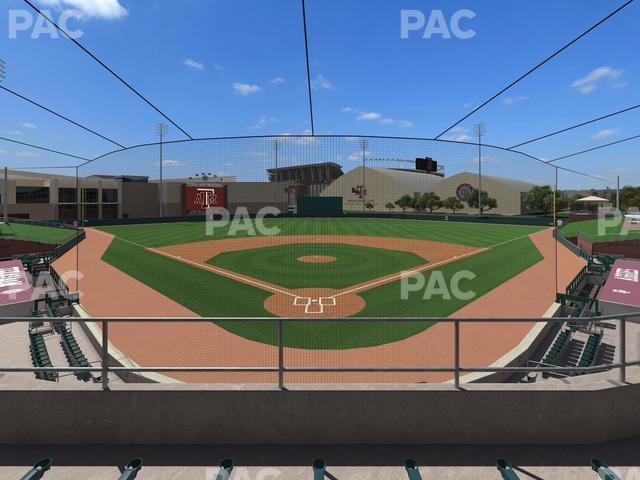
{"left": 93, "top": 228, "right": 298, "bottom": 299}
{"left": 148, "top": 247, "right": 298, "bottom": 298}
{"left": 94, "top": 228, "right": 538, "bottom": 310}
{"left": 332, "top": 231, "right": 536, "bottom": 299}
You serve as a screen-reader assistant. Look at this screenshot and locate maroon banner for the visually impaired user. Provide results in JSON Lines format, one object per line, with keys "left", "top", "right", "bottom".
{"left": 183, "top": 186, "right": 226, "bottom": 213}
{"left": 0, "top": 260, "right": 33, "bottom": 305}
{"left": 599, "top": 259, "right": 640, "bottom": 308}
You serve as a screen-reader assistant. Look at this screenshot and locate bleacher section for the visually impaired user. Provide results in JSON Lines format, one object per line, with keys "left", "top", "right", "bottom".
{"left": 540, "top": 329, "right": 571, "bottom": 375}
{"left": 28, "top": 332, "right": 58, "bottom": 382}
{"left": 58, "top": 325, "right": 93, "bottom": 382}
{"left": 576, "top": 333, "right": 603, "bottom": 372}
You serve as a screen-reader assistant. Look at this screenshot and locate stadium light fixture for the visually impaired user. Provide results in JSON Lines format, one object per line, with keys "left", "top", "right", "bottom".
{"left": 0, "top": 58, "right": 6, "bottom": 82}
{"left": 474, "top": 123, "right": 486, "bottom": 215}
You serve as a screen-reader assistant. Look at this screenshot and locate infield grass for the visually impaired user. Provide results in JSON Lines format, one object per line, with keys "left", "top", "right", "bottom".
{"left": 207, "top": 243, "right": 426, "bottom": 289}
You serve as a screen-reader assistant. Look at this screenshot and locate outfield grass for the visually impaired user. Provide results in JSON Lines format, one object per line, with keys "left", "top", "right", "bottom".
{"left": 97, "top": 217, "right": 544, "bottom": 248}
{"left": 560, "top": 218, "right": 640, "bottom": 242}
{"left": 0, "top": 222, "right": 77, "bottom": 245}
{"left": 98, "top": 218, "right": 547, "bottom": 349}
{"left": 207, "top": 243, "right": 426, "bottom": 289}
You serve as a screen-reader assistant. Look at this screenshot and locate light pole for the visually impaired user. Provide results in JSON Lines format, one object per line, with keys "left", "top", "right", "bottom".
{"left": 274, "top": 138, "right": 280, "bottom": 171}
{"left": 362, "top": 139, "right": 368, "bottom": 212}
{"left": 155, "top": 123, "right": 168, "bottom": 217}
{"left": 1, "top": 59, "right": 6, "bottom": 224}
{"left": 474, "top": 123, "right": 486, "bottom": 215}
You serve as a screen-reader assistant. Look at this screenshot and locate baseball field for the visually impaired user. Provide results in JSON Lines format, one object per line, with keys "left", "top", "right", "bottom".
{"left": 89, "top": 217, "right": 548, "bottom": 349}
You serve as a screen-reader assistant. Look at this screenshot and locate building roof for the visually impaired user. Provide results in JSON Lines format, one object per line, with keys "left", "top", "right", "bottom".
{"left": 575, "top": 195, "right": 610, "bottom": 203}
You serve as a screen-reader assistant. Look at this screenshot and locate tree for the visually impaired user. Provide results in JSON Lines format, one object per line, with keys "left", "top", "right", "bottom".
{"left": 620, "top": 186, "right": 640, "bottom": 211}
{"left": 395, "top": 194, "right": 415, "bottom": 213}
{"left": 523, "top": 185, "right": 553, "bottom": 216}
{"left": 365, "top": 202, "right": 374, "bottom": 211}
{"left": 467, "top": 190, "right": 497, "bottom": 214}
{"left": 443, "top": 196, "right": 464, "bottom": 213}
{"left": 385, "top": 202, "right": 395, "bottom": 212}
{"left": 416, "top": 192, "right": 443, "bottom": 213}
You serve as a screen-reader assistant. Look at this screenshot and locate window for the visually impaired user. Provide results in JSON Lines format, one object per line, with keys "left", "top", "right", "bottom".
{"left": 102, "top": 204, "right": 119, "bottom": 219}
{"left": 58, "top": 188, "right": 77, "bottom": 203}
{"left": 102, "top": 188, "right": 118, "bottom": 203}
{"left": 82, "top": 188, "right": 99, "bottom": 203}
{"left": 16, "top": 186, "right": 49, "bottom": 204}
{"left": 83, "top": 204, "right": 99, "bottom": 220}
{"left": 58, "top": 204, "right": 77, "bottom": 222}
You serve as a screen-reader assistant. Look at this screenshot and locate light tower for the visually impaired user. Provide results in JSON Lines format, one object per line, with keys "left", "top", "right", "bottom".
{"left": 1, "top": 59, "right": 6, "bottom": 224}
{"left": 155, "top": 123, "right": 168, "bottom": 217}
{"left": 474, "top": 123, "right": 486, "bottom": 215}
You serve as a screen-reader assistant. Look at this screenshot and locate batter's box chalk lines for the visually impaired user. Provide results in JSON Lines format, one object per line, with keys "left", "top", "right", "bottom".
{"left": 293, "top": 296, "right": 336, "bottom": 314}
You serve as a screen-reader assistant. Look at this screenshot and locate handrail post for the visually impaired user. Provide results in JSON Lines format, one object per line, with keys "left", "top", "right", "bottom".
{"left": 454, "top": 318, "right": 460, "bottom": 389}
{"left": 620, "top": 317, "right": 626, "bottom": 383}
{"left": 102, "top": 319, "right": 109, "bottom": 390}
{"left": 278, "top": 319, "right": 284, "bottom": 390}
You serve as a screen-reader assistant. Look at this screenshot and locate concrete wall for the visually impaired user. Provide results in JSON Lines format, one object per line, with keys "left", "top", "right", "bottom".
{"left": 121, "top": 183, "right": 159, "bottom": 218}
{"left": 1, "top": 378, "right": 639, "bottom": 445}
{"left": 227, "top": 182, "right": 289, "bottom": 214}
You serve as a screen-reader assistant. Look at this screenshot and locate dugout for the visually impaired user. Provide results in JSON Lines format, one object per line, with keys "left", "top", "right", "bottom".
{"left": 297, "top": 197, "right": 343, "bottom": 217}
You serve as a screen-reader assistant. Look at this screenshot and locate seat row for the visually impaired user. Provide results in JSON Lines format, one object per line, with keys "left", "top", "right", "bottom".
{"left": 541, "top": 329, "right": 570, "bottom": 366}
{"left": 28, "top": 333, "right": 58, "bottom": 382}
{"left": 59, "top": 326, "right": 93, "bottom": 382}
{"left": 577, "top": 333, "right": 603, "bottom": 370}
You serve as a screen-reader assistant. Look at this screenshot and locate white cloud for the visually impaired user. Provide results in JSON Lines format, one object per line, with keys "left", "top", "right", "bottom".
{"left": 232, "top": 82, "right": 262, "bottom": 96}
{"left": 357, "top": 112, "right": 382, "bottom": 121}
{"left": 16, "top": 151, "right": 38, "bottom": 158}
{"left": 249, "top": 115, "right": 277, "bottom": 129}
{"left": 183, "top": 59, "right": 204, "bottom": 70}
{"left": 269, "top": 77, "right": 285, "bottom": 84}
{"left": 591, "top": 128, "right": 618, "bottom": 141}
{"left": 471, "top": 155, "right": 506, "bottom": 165}
{"left": 38, "top": 0, "right": 128, "bottom": 20}
{"left": 444, "top": 126, "right": 472, "bottom": 142}
{"left": 160, "top": 160, "right": 188, "bottom": 167}
{"left": 612, "top": 82, "right": 628, "bottom": 89}
{"left": 311, "top": 74, "right": 333, "bottom": 90}
{"left": 348, "top": 109, "right": 412, "bottom": 128}
{"left": 6, "top": 130, "right": 23, "bottom": 136}
{"left": 0, "top": 150, "right": 6, "bottom": 155}
{"left": 21, "top": 122, "right": 38, "bottom": 129}
{"left": 502, "top": 96, "right": 528, "bottom": 106}
{"left": 570, "top": 66, "right": 623, "bottom": 94}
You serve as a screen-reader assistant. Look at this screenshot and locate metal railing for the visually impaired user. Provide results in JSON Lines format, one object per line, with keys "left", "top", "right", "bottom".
{"left": 2, "top": 312, "right": 638, "bottom": 390}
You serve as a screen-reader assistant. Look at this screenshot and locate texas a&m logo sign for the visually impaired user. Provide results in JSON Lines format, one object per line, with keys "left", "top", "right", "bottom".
{"left": 352, "top": 186, "right": 367, "bottom": 199}
{"left": 184, "top": 185, "right": 226, "bottom": 213}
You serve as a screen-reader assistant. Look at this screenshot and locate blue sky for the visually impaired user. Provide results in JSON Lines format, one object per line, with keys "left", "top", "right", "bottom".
{"left": 0, "top": 0, "right": 638, "bottom": 188}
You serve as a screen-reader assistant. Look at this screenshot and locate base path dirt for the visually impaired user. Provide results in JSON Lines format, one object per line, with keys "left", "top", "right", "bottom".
{"left": 58, "top": 228, "right": 585, "bottom": 384}
{"left": 298, "top": 255, "right": 336, "bottom": 263}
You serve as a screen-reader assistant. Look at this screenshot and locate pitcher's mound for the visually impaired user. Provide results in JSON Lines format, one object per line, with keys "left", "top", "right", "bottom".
{"left": 297, "top": 255, "right": 336, "bottom": 263}
{"left": 265, "top": 288, "right": 365, "bottom": 317}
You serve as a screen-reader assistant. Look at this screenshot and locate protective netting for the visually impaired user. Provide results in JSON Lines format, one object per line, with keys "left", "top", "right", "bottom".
{"left": 8, "top": 136, "right": 624, "bottom": 384}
